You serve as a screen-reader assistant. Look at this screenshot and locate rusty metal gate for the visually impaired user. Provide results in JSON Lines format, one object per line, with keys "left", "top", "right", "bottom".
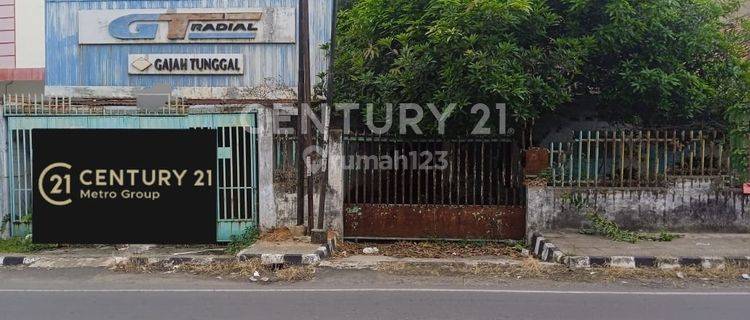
{"left": 343, "top": 134, "right": 526, "bottom": 240}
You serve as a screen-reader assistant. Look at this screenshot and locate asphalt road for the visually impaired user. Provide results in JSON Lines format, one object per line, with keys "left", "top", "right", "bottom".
{"left": 1, "top": 268, "right": 749, "bottom": 320}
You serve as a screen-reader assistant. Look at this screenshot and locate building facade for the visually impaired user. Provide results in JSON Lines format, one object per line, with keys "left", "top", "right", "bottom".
{"left": 0, "top": 0, "right": 337, "bottom": 242}
{"left": 0, "top": 0, "right": 45, "bottom": 93}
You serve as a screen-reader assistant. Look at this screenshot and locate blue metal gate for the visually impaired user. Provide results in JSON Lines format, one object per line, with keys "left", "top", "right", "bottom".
{"left": 4, "top": 110, "right": 258, "bottom": 242}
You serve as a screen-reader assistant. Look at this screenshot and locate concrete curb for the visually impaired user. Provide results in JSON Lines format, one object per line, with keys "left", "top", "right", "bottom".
{"left": 1, "top": 238, "right": 338, "bottom": 268}
{"left": 237, "top": 238, "right": 338, "bottom": 266}
{"left": 0, "top": 255, "right": 237, "bottom": 268}
{"left": 528, "top": 232, "right": 750, "bottom": 269}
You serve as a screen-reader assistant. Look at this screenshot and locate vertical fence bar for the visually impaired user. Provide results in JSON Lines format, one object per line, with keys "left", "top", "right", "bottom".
{"left": 479, "top": 140, "right": 485, "bottom": 204}
{"left": 609, "top": 131, "right": 615, "bottom": 187}
{"left": 636, "top": 130, "right": 642, "bottom": 188}
{"left": 377, "top": 134, "right": 382, "bottom": 204}
{"left": 7, "top": 128, "right": 14, "bottom": 235}
{"left": 671, "top": 130, "right": 680, "bottom": 175}
{"left": 645, "top": 130, "right": 651, "bottom": 184}
{"left": 689, "top": 130, "right": 695, "bottom": 176}
{"left": 242, "top": 128, "right": 249, "bottom": 221}
{"left": 664, "top": 130, "right": 671, "bottom": 182}
{"left": 449, "top": 139, "right": 454, "bottom": 204}
{"left": 434, "top": 138, "right": 440, "bottom": 205}
{"left": 577, "top": 131, "right": 583, "bottom": 187}
{"left": 709, "top": 130, "right": 716, "bottom": 174}
{"left": 351, "top": 132, "right": 361, "bottom": 204}
{"left": 415, "top": 137, "right": 421, "bottom": 205}
{"left": 699, "top": 130, "right": 705, "bottom": 175}
{"left": 559, "top": 142, "right": 565, "bottom": 187}
{"left": 550, "top": 142, "right": 556, "bottom": 187}
{"left": 586, "top": 131, "right": 591, "bottom": 185}
{"left": 718, "top": 143, "right": 724, "bottom": 175}
{"left": 506, "top": 142, "right": 511, "bottom": 203}
{"left": 619, "top": 130, "right": 625, "bottom": 187}
{"left": 654, "top": 130, "right": 660, "bottom": 184}
{"left": 369, "top": 133, "right": 375, "bottom": 204}
{"left": 594, "top": 131, "right": 600, "bottom": 187}
{"left": 628, "top": 130, "right": 634, "bottom": 186}
{"left": 568, "top": 142, "right": 574, "bottom": 187}
{"left": 472, "top": 140, "right": 478, "bottom": 205}
{"left": 21, "top": 130, "right": 27, "bottom": 220}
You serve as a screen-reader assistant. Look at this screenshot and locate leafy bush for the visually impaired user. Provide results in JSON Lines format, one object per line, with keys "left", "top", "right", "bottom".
{"left": 580, "top": 211, "right": 681, "bottom": 243}
{"left": 335, "top": 0, "right": 586, "bottom": 133}
{"left": 0, "top": 237, "right": 56, "bottom": 253}
{"left": 335, "top": 0, "right": 750, "bottom": 165}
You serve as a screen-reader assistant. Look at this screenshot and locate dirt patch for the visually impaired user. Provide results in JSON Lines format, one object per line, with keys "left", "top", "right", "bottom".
{"left": 335, "top": 241, "right": 521, "bottom": 259}
{"left": 260, "top": 227, "right": 294, "bottom": 242}
{"left": 111, "top": 259, "right": 315, "bottom": 283}
{"left": 276, "top": 266, "right": 316, "bottom": 281}
{"left": 375, "top": 257, "right": 750, "bottom": 285}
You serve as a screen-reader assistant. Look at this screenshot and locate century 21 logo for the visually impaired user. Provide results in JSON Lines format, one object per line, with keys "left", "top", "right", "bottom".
{"left": 38, "top": 162, "right": 73, "bottom": 206}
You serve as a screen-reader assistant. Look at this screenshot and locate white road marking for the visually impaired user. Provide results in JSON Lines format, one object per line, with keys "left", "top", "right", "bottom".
{"left": 0, "top": 288, "right": 748, "bottom": 296}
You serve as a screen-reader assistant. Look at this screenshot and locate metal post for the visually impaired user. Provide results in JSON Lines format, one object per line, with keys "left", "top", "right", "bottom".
{"left": 317, "top": 0, "right": 340, "bottom": 230}
{"left": 296, "top": 0, "right": 311, "bottom": 228}
{"left": 0, "top": 105, "right": 8, "bottom": 239}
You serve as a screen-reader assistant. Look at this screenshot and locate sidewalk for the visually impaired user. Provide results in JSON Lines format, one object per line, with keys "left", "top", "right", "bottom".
{"left": 533, "top": 230, "right": 750, "bottom": 269}
{"left": 0, "top": 245, "right": 234, "bottom": 268}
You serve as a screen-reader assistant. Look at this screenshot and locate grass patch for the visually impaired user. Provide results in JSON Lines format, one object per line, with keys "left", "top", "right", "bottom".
{"left": 0, "top": 237, "right": 56, "bottom": 253}
{"left": 225, "top": 226, "right": 260, "bottom": 255}
{"left": 580, "top": 211, "right": 682, "bottom": 243}
{"left": 336, "top": 240, "right": 520, "bottom": 259}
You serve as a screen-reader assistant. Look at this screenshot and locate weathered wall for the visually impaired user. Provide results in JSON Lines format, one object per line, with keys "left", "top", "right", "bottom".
{"left": 527, "top": 178, "right": 750, "bottom": 234}
{"left": 272, "top": 129, "right": 344, "bottom": 234}
{"left": 45, "top": 0, "right": 332, "bottom": 99}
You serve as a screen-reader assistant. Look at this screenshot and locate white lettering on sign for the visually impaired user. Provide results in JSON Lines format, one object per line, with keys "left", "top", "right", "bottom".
{"left": 128, "top": 54, "right": 244, "bottom": 75}
{"left": 78, "top": 8, "right": 296, "bottom": 44}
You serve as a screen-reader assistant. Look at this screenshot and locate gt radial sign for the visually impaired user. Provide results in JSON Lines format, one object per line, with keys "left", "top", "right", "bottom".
{"left": 32, "top": 129, "right": 218, "bottom": 244}
{"left": 78, "top": 8, "right": 296, "bottom": 44}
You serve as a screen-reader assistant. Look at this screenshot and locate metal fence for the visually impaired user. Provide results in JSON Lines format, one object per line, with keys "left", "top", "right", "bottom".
{"left": 3, "top": 110, "right": 259, "bottom": 242}
{"left": 343, "top": 134, "right": 524, "bottom": 206}
{"left": 549, "top": 129, "right": 731, "bottom": 187}
{"left": 274, "top": 134, "right": 298, "bottom": 170}
{"left": 2, "top": 94, "right": 188, "bottom": 116}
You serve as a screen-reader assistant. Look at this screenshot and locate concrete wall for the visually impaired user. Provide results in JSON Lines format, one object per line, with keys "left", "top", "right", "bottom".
{"left": 272, "top": 129, "right": 344, "bottom": 235}
{"left": 527, "top": 178, "right": 750, "bottom": 234}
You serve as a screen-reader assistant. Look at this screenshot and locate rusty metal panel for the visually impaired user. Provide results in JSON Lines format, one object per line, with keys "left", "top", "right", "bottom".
{"left": 344, "top": 204, "right": 526, "bottom": 240}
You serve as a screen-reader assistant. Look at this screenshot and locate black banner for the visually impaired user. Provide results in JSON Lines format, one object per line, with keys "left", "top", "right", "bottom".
{"left": 32, "top": 129, "right": 217, "bottom": 244}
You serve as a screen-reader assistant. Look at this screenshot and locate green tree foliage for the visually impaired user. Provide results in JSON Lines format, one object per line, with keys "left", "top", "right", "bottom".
{"left": 334, "top": 0, "right": 588, "bottom": 133}
{"left": 558, "top": 0, "right": 750, "bottom": 124}
{"left": 334, "top": 0, "right": 750, "bottom": 170}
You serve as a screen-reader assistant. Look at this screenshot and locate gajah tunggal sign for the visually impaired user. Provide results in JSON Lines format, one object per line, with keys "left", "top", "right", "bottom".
{"left": 129, "top": 54, "right": 244, "bottom": 75}
{"left": 32, "top": 129, "right": 217, "bottom": 244}
{"left": 78, "top": 8, "right": 296, "bottom": 44}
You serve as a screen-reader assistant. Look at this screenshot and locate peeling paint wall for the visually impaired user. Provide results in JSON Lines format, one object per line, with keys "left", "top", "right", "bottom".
{"left": 272, "top": 129, "right": 344, "bottom": 234}
{"left": 45, "top": 0, "right": 332, "bottom": 99}
{"left": 527, "top": 178, "right": 750, "bottom": 234}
